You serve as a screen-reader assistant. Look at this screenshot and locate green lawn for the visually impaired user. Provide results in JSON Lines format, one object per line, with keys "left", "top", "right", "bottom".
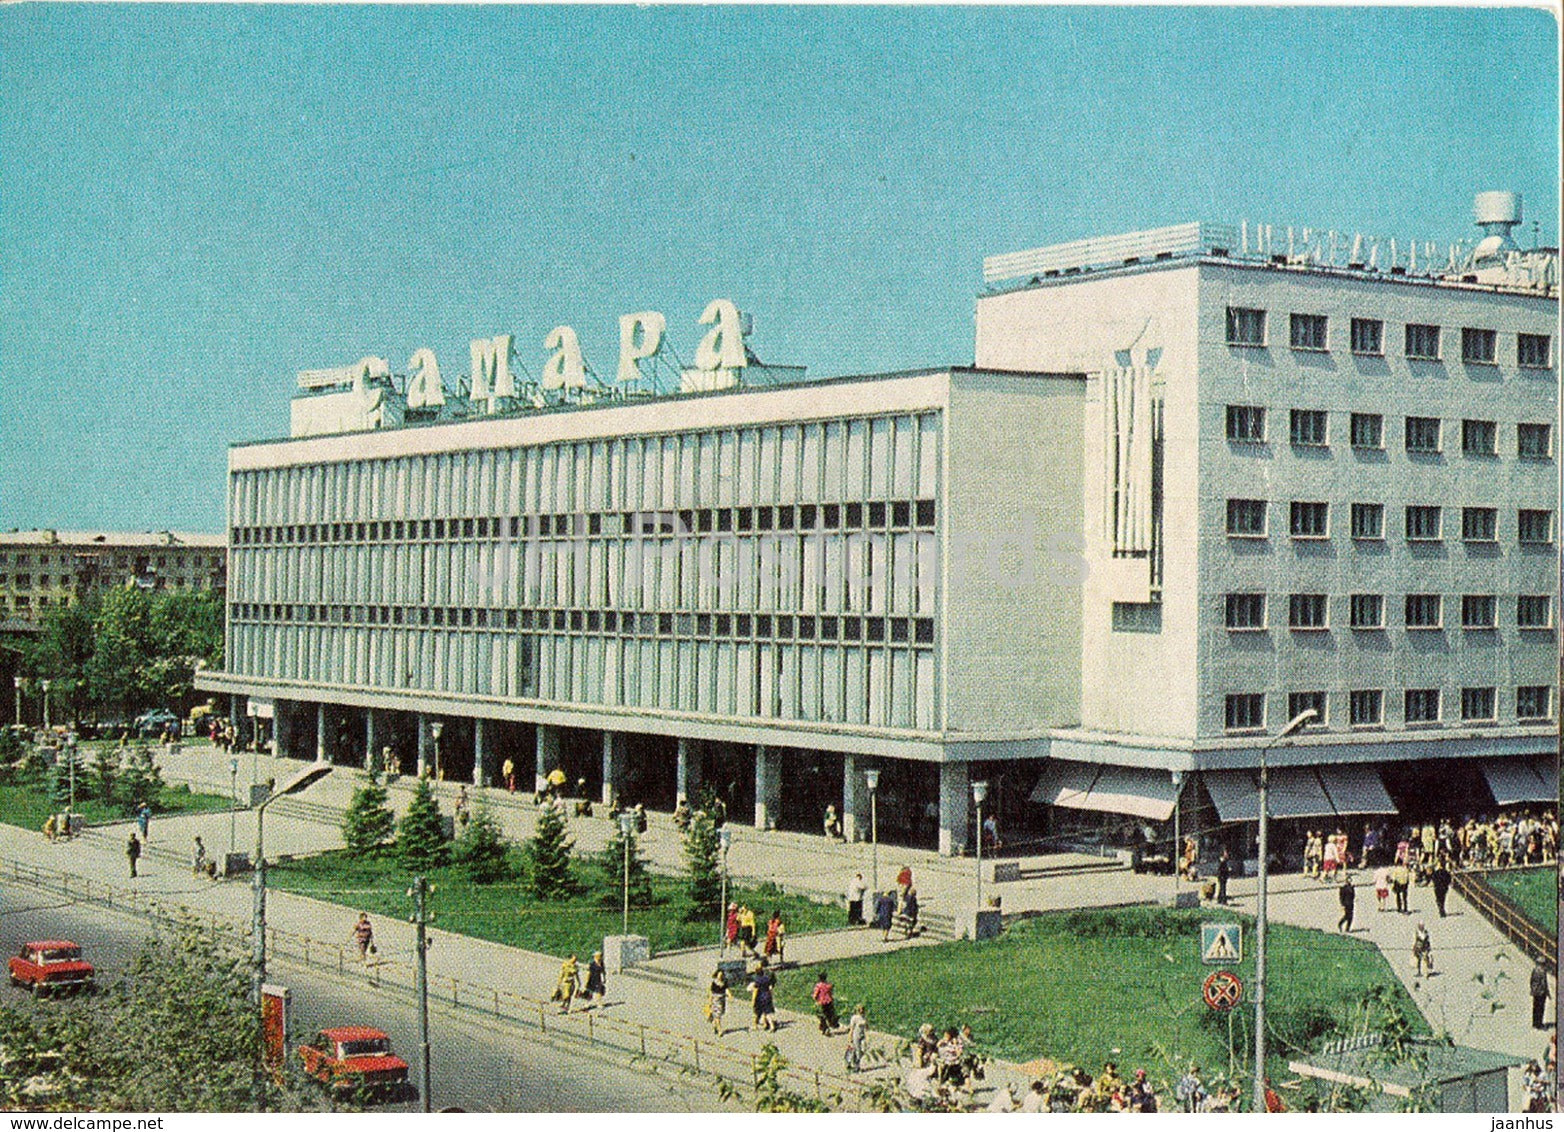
{"left": 269, "top": 848, "right": 845, "bottom": 960}
{"left": 0, "top": 777, "right": 231, "bottom": 832}
{"left": 775, "top": 906, "right": 1425, "bottom": 1094}
{"left": 1485, "top": 866, "right": 1558, "bottom": 935}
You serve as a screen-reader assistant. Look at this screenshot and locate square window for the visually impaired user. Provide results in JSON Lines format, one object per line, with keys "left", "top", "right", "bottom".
{"left": 1350, "top": 319, "right": 1384, "bottom": 355}
{"left": 1461, "top": 327, "right": 1497, "bottom": 364}
{"left": 845, "top": 502, "right": 863, "bottom": 527}
{"left": 1461, "top": 419, "right": 1497, "bottom": 456}
{"left": 891, "top": 501, "right": 911, "bottom": 528}
{"left": 1517, "top": 686, "right": 1552, "bottom": 720}
{"left": 1350, "top": 503, "right": 1384, "bottom": 540}
{"left": 1350, "top": 690, "right": 1383, "bottom": 726}
{"left": 1226, "top": 307, "right": 1266, "bottom": 346}
{"left": 1517, "top": 595, "right": 1552, "bottom": 629}
{"left": 1226, "top": 499, "right": 1267, "bottom": 536}
{"left": 867, "top": 501, "right": 887, "bottom": 527}
{"left": 1461, "top": 594, "right": 1496, "bottom": 628}
{"left": 1288, "top": 593, "right": 1328, "bottom": 629}
{"left": 1518, "top": 423, "right": 1552, "bottom": 458}
{"left": 1111, "top": 603, "right": 1163, "bottom": 633}
{"left": 1225, "top": 593, "right": 1266, "bottom": 630}
{"left": 1460, "top": 687, "right": 1496, "bottom": 721}
{"left": 1289, "top": 409, "right": 1328, "bottom": 446}
{"left": 1405, "top": 594, "right": 1442, "bottom": 629}
{"left": 1405, "top": 688, "right": 1441, "bottom": 723}
{"left": 1518, "top": 509, "right": 1554, "bottom": 544}
{"left": 1404, "top": 417, "right": 1442, "bottom": 453}
{"left": 1405, "top": 324, "right": 1441, "bottom": 360}
{"left": 1405, "top": 505, "right": 1442, "bottom": 541}
{"left": 1350, "top": 413, "right": 1383, "bottom": 449}
{"left": 915, "top": 500, "right": 936, "bottom": 527}
{"left": 1349, "top": 593, "right": 1384, "bottom": 628}
{"left": 1287, "top": 691, "right": 1326, "bottom": 726}
{"left": 1461, "top": 507, "right": 1497, "bottom": 542}
{"left": 1226, "top": 405, "right": 1267, "bottom": 442}
{"left": 1289, "top": 501, "right": 1329, "bottom": 538}
{"left": 1224, "top": 693, "right": 1265, "bottom": 731}
{"left": 1290, "top": 313, "right": 1328, "bottom": 351}
{"left": 1518, "top": 333, "right": 1553, "bottom": 369}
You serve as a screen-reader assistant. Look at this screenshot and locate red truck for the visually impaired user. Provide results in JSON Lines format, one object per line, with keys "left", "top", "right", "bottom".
{"left": 298, "top": 1027, "right": 410, "bottom": 1097}
{"left": 8, "top": 940, "right": 95, "bottom": 996}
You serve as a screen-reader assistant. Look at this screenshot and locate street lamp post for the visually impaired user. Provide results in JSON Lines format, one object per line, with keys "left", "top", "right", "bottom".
{"left": 717, "top": 827, "right": 732, "bottom": 951}
{"left": 619, "top": 811, "right": 635, "bottom": 936}
{"left": 66, "top": 734, "right": 77, "bottom": 820}
{"left": 40, "top": 679, "right": 51, "bottom": 733}
{"left": 1172, "top": 769, "right": 1185, "bottom": 903}
{"left": 12, "top": 676, "right": 21, "bottom": 728}
{"left": 864, "top": 768, "right": 881, "bottom": 897}
{"left": 1253, "top": 708, "right": 1317, "bottom": 1112}
{"left": 229, "top": 757, "right": 240, "bottom": 863}
{"left": 972, "top": 780, "right": 989, "bottom": 913}
{"left": 429, "top": 721, "right": 444, "bottom": 782}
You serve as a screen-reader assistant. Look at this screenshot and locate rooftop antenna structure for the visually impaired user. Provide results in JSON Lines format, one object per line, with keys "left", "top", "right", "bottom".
{"left": 1472, "top": 191, "right": 1523, "bottom": 264}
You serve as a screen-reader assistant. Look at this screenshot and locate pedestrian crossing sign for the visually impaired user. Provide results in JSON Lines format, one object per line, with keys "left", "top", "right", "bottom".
{"left": 1201, "top": 923, "right": 1243, "bottom": 964}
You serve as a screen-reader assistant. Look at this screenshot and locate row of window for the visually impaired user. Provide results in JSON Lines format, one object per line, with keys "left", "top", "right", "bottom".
{"left": 1224, "top": 686, "right": 1553, "bottom": 731}
{"left": 1227, "top": 406, "right": 1552, "bottom": 458}
{"left": 1224, "top": 592, "right": 1552, "bottom": 631}
{"left": 0, "top": 553, "right": 217, "bottom": 569}
{"left": 229, "top": 601, "right": 937, "bottom": 645}
{"left": 1225, "top": 307, "right": 1552, "bottom": 367}
{"left": 1226, "top": 499, "right": 1554, "bottom": 543}
{"left": 231, "top": 499, "right": 939, "bottom": 547}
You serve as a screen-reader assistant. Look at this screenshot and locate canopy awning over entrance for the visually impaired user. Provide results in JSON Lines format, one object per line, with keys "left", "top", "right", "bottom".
{"left": 1204, "top": 765, "right": 1395, "bottom": 822}
{"left": 1480, "top": 758, "right": 1555, "bottom": 806}
{"left": 1029, "top": 761, "right": 1179, "bottom": 821}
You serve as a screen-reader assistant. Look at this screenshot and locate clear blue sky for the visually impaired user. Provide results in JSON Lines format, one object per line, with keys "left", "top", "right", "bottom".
{"left": 1, "top": 4, "right": 1557, "bottom": 532}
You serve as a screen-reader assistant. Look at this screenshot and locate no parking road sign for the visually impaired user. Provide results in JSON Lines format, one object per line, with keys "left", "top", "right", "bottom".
{"left": 1202, "top": 970, "right": 1244, "bottom": 1011}
{"left": 1201, "top": 922, "right": 1243, "bottom": 964}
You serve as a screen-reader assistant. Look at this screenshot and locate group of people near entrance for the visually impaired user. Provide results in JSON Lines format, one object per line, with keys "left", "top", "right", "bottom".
{"left": 1304, "top": 810, "right": 1557, "bottom": 880}
{"left": 842, "top": 866, "right": 921, "bottom": 942}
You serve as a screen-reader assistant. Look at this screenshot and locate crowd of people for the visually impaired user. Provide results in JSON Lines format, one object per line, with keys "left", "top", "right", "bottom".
{"left": 1301, "top": 811, "right": 1557, "bottom": 880}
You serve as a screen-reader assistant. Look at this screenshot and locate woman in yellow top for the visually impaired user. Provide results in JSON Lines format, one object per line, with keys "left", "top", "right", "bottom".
{"left": 737, "top": 906, "right": 758, "bottom": 954}
{"left": 553, "top": 954, "right": 580, "bottom": 1013}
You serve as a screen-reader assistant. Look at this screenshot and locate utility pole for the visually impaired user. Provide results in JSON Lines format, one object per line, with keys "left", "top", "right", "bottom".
{"left": 412, "top": 876, "right": 432, "bottom": 1113}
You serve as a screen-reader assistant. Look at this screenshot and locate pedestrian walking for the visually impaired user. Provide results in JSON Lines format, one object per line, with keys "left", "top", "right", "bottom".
{"left": 763, "top": 910, "right": 785, "bottom": 963}
{"left": 136, "top": 802, "right": 151, "bottom": 842}
{"left": 845, "top": 1003, "right": 867, "bottom": 1072}
{"left": 126, "top": 833, "right": 142, "bottom": 878}
{"left": 897, "top": 887, "right": 920, "bottom": 939}
{"left": 502, "top": 756, "right": 515, "bottom": 793}
{"left": 1337, "top": 875, "right": 1356, "bottom": 933}
{"left": 822, "top": 804, "right": 842, "bottom": 841}
{"left": 42, "top": 815, "right": 56, "bottom": 843}
{"left": 582, "top": 950, "right": 606, "bottom": 1006}
{"left": 1412, "top": 921, "right": 1434, "bottom": 977}
{"left": 737, "top": 905, "right": 757, "bottom": 954}
{"left": 706, "top": 967, "right": 728, "bottom": 1036}
{"left": 750, "top": 964, "right": 777, "bottom": 1032}
{"left": 1532, "top": 961, "right": 1552, "bottom": 1030}
{"left": 874, "top": 889, "right": 895, "bottom": 942}
{"left": 552, "top": 954, "right": 580, "bottom": 1013}
{"left": 724, "top": 902, "right": 740, "bottom": 950}
{"left": 846, "top": 872, "right": 867, "bottom": 926}
{"left": 1216, "top": 849, "right": 1231, "bottom": 905}
{"left": 812, "top": 970, "right": 840, "bottom": 1033}
{"left": 352, "top": 912, "right": 375, "bottom": 961}
{"left": 1391, "top": 862, "right": 1411, "bottom": 914}
{"left": 191, "top": 836, "right": 207, "bottom": 878}
{"left": 1431, "top": 858, "right": 1452, "bottom": 918}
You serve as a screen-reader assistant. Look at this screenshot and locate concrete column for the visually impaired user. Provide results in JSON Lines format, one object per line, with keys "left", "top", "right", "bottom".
{"left": 843, "top": 753, "right": 867, "bottom": 843}
{"left": 315, "top": 703, "right": 328, "bottom": 763}
{"left": 416, "top": 713, "right": 429, "bottom": 779}
{"left": 536, "top": 725, "right": 560, "bottom": 792}
{"left": 273, "top": 700, "right": 290, "bottom": 760}
{"left": 601, "top": 732, "right": 624, "bottom": 806}
{"left": 938, "top": 761, "right": 971, "bottom": 857}
{"left": 473, "top": 718, "right": 490, "bottom": 787}
{"left": 754, "top": 745, "right": 781, "bottom": 831}
{"left": 364, "top": 709, "right": 380, "bottom": 772}
{"left": 675, "top": 737, "right": 702, "bottom": 804}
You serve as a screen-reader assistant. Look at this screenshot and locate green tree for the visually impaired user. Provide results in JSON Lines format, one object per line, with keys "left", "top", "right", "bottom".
{"left": 596, "top": 819, "right": 653, "bottom": 909}
{"left": 84, "top": 586, "right": 157, "bottom": 718}
{"left": 525, "top": 800, "right": 576, "bottom": 900}
{"left": 451, "top": 796, "right": 513, "bottom": 884}
{"left": 119, "top": 745, "right": 165, "bottom": 812}
{"left": 396, "top": 778, "right": 447, "bottom": 872}
{"left": 90, "top": 747, "right": 120, "bottom": 806}
{"left": 20, "top": 598, "right": 96, "bottom": 722}
{"left": 47, "top": 747, "right": 80, "bottom": 810}
{"left": 341, "top": 779, "right": 396, "bottom": 857}
{"left": 683, "top": 809, "right": 722, "bottom": 915}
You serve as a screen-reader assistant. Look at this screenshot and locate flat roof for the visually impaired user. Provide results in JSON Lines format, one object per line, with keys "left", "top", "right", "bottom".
{"left": 0, "top": 530, "right": 226, "bottom": 549}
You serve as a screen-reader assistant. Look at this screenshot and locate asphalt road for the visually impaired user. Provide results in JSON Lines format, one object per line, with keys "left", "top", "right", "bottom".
{"left": 0, "top": 882, "right": 723, "bottom": 1112}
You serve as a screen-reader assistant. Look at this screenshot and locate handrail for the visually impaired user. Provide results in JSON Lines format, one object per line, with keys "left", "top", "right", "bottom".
{"left": 0, "top": 855, "right": 871, "bottom": 1109}
{"left": 1451, "top": 867, "right": 1556, "bottom": 974}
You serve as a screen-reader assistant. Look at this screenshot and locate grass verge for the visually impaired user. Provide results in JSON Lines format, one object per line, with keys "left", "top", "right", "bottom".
{"left": 0, "top": 778, "right": 231, "bottom": 832}
{"left": 1483, "top": 866, "right": 1557, "bottom": 935}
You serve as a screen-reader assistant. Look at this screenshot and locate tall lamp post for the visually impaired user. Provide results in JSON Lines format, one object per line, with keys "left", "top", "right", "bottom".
{"left": 972, "top": 780, "right": 989, "bottom": 912}
{"left": 229, "top": 757, "right": 240, "bottom": 862}
{"left": 864, "top": 768, "right": 881, "bottom": 896}
{"left": 619, "top": 811, "right": 635, "bottom": 936}
{"left": 252, "top": 765, "right": 333, "bottom": 1003}
{"left": 12, "top": 676, "right": 22, "bottom": 728}
{"left": 66, "top": 734, "right": 77, "bottom": 820}
{"left": 40, "top": 679, "right": 51, "bottom": 733}
{"left": 1253, "top": 708, "right": 1317, "bottom": 1112}
{"left": 1172, "top": 769, "right": 1185, "bottom": 902}
{"left": 429, "top": 721, "right": 444, "bottom": 782}
{"left": 717, "top": 826, "right": 732, "bottom": 951}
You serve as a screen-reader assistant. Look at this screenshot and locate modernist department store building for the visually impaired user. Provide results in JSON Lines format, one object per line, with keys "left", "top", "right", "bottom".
{"left": 200, "top": 195, "right": 1559, "bottom": 858}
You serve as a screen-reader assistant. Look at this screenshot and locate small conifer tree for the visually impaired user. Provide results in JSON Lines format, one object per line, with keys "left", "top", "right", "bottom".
{"left": 525, "top": 799, "right": 576, "bottom": 900}
{"left": 597, "top": 819, "right": 654, "bottom": 909}
{"left": 684, "top": 809, "right": 722, "bottom": 915}
{"left": 452, "top": 795, "right": 512, "bottom": 884}
{"left": 342, "top": 779, "right": 396, "bottom": 857}
{"left": 397, "top": 778, "right": 447, "bottom": 872}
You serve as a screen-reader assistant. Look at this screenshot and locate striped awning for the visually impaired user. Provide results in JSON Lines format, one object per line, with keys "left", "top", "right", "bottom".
{"left": 1029, "top": 761, "right": 1179, "bottom": 822}
{"left": 1480, "top": 758, "right": 1555, "bottom": 806}
{"left": 1204, "top": 765, "right": 1395, "bottom": 822}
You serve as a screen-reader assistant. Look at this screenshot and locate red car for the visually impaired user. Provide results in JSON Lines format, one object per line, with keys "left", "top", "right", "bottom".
{"left": 299, "top": 1027, "right": 410, "bottom": 1096}
{"left": 8, "top": 940, "right": 95, "bottom": 996}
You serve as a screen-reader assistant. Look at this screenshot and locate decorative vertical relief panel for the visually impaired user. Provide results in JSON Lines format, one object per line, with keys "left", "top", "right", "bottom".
{"left": 864, "top": 649, "right": 884, "bottom": 726}
{"left": 870, "top": 417, "right": 893, "bottom": 499}
{"left": 597, "top": 637, "right": 616, "bottom": 706}
{"left": 758, "top": 645, "right": 777, "bottom": 717}
{"left": 915, "top": 533, "right": 937, "bottom": 614}
{"left": 737, "top": 429, "right": 758, "bottom": 506}
{"left": 647, "top": 638, "right": 667, "bottom": 708}
{"left": 605, "top": 541, "right": 622, "bottom": 608}
{"left": 678, "top": 433, "right": 696, "bottom": 505}
{"left": 800, "top": 422, "right": 822, "bottom": 500}
{"left": 715, "top": 641, "right": 735, "bottom": 714}
{"left": 653, "top": 436, "right": 672, "bottom": 509}
{"left": 801, "top": 537, "right": 821, "bottom": 613}
{"left": 846, "top": 419, "right": 868, "bottom": 500}
{"left": 697, "top": 432, "right": 718, "bottom": 504}
{"left": 891, "top": 650, "right": 913, "bottom": 729}
{"left": 800, "top": 645, "right": 821, "bottom": 720}
{"left": 1105, "top": 365, "right": 1156, "bottom": 557}
{"left": 823, "top": 421, "right": 845, "bottom": 499}
{"left": 778, "top": 425, "right": 800, "bottom": 502}
{"left": 822, "top": 646, "right": 844, "bottom": 723}
{"left": 893, "top": 415, "right": 916, "bottom": 498}
{"left": 753, "top": 427, "right": 776, "bottom": 504}
{"left": 716, "top": 431, "right": 736, "bottom": 507}
{"left": 621, "top": 637, "right": 640, "bottom": 703}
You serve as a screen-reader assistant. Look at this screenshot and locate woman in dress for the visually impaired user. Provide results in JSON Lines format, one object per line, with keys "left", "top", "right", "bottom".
{"left": 552, "top": 954, "right": 580, "bottom": 1014}
{"left": 750, "top": 964, "right": 778, "bottom": 1032}
{"left": 706, "top": 967, "right": 728, "bottom": 1036}
{"left": 763, "top": 910, "right": 785, "bottom": 963}
{"left": 581, "top": 951, "right": 606, "bottom": 1006}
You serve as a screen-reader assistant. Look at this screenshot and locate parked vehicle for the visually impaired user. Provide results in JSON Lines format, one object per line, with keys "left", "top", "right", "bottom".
{"left": 298, "top": 1027, "right": 410, "bottom": 1098}
{"left": 133, "top": 709, "right": 180, "bottom": 737}
{"left": 8, "top": 940, "right": 95, "bottom": 996}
